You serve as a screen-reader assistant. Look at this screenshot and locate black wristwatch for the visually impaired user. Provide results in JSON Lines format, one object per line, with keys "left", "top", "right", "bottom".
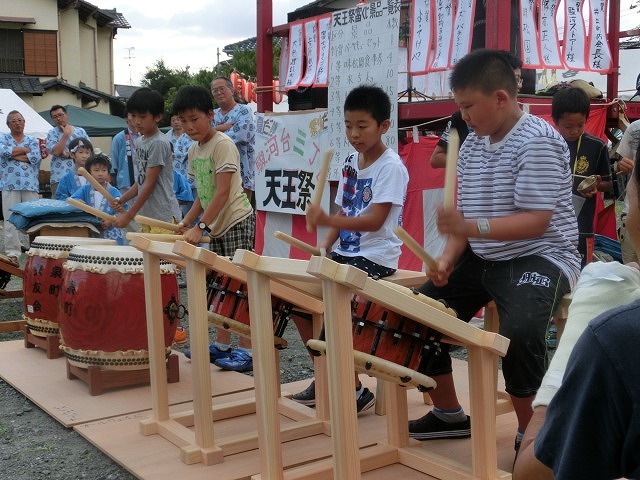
{"left": 198, "top": 221, "right": 211, "bottom": 233}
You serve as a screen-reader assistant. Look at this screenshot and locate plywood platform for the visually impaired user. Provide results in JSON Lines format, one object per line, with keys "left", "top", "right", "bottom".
{"left": 0, "top": 339, "right": 518, "bottom": 479}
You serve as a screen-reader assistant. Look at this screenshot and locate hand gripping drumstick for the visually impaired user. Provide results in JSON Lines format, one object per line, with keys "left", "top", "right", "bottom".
{"left": 306, "top": 149, "right": 334, "bottom": 233}
{"left": 77, "top": 167, "right": 118, "bottom": 203}
{"left": 393, "top": 225, "right": 438, "bottom": 272}
{"left": 443, "top": 130, "right": 459, "bottom": 209}
{"left": 134, "top": 215, "right": 180, "bottom": 233}
{"left": 273, "top": 231, "right": 322, "bottom": 256}
{"left": 66, "top": 198, "right": 116, "bottom": 223}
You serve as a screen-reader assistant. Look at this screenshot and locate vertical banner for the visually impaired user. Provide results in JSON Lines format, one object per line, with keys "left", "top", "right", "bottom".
{"left": 255, "top": 109, "right": 330, "bottom": 215}
{"left": 299, "top": 19, "right": 319, "bottom": 87}
{"left": 409, "top": 0, "right": 432, "bottom": 74}
{"left": 278, "top": 36, "right": 289, "bottom": 87}
{"left": 563, "top": 0, "right": 587, "bottom": 70}
{"left": 315, "top": 15, "right": 332, "bottom": 87}
{"left": 520, "top": 0, "right": 543, "bottom": 68}
{"left": 538, "top": 0, "right": 564, "bottom": 69}
{"left": 449, "top": 0, "right": 476, "bottom": 67}
{"left": 430, "top": 0, "right": 455, "bottom": 71}
{"left": 284, "top": 21, "right": 305, "bottom": 90}
{"left": 587, "top": 0, "right": 612, "bottom": 72}
{"left": 327, "top": 1, "right": 401, "bottom": 180}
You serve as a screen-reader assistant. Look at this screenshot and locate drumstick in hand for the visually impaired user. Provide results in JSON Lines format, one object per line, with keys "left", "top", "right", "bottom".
{"left": 306, "top": 149, "right": 334, "bottom": 233}
{"left": 394, "top": 225, "right": 438, "bottom": 271}
{"left": 67, "top": 198, "right": 116, "bottom": 223}
{"left": 274, "top": 231, "right": 322, "bottom": 256}
{"left": 134, "top": 215, "right": 180, "bottom": 233}
{"left": 443, "top": 130, "right": 459, "bottom": 209}
{"left": 77, "top": 167, "right": 118, "bottom": 203}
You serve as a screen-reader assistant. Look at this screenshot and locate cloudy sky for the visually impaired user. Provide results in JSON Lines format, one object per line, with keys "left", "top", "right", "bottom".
{"left": 101, "top": 0, "right": 306, "bottom": 85}
{"left": 101, "top": 0, "right": 640, "bottom": 87}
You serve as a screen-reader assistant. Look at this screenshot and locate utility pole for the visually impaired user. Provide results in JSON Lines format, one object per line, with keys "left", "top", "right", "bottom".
{"left": 125, "top": 47, "right": 135, "bottom": 85}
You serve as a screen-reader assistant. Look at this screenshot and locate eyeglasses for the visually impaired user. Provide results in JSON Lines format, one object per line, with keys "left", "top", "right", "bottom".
{"left": 8, "top": 119, "right": 25, "bottom": 124}
{"left": 211, "top": 87, "right": 228, "bottom": 94}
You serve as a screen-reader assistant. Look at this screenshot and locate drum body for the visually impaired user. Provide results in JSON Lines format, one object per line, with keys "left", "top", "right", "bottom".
{"left": 23, "top": 236, "right": 116, "bottom": 337}
{"left": 207, "top": 272, "right": 293, "bottom": 339}
{"left": 350, "top": 295, "right": 429, "bottom": 371}
{"left": 58, "top": 245, "right": 179, "bottom": 370}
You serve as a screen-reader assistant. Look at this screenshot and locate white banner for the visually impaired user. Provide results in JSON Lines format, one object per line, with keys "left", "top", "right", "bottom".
{"left": 430, "top": 0, "right": 455, "bottom": 71}
{"left": 315, "top": 15, "right": 331, "bottom": 87}
{"left": 563, "top": 0, "right": 587, "bottom": 70}
{"left": 587, "top": 0, "right": 612, "bottom": 72}
{"left": 284, "top": 22, "right": 305, "bottom": 90}
{"left": 409, "top": 0, "right": 432, "bottom": 74}
{"left": 449, "top": 0, "right": 475, "bottom": 67}
{"left": 300, "top": 19, "right": 319, "bottom": 87}
{"left": 539, "top": 0, "right": 564, "bottom": 69}
{"left": 278, "top": 36, "right": 289, "bottom": 87}
{"left": 255, "top": 110, "right": 331, "bottom": 215}
{"left": 520, "top": 0, "right": 542, "bottom": 68}
{"left": 327, "top": 1, "right": 401, "bottom": 181}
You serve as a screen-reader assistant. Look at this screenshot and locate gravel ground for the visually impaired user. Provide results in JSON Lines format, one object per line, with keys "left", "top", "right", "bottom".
{"left": 0, "top": 230, "right": 315, "bottom": 480}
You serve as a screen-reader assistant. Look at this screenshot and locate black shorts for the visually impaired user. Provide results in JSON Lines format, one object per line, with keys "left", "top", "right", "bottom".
{"left": 416, "top": 248, "right": 571, "bottom": 398}
{"left": 330, "top": 252, "right": 396, "bottom": 279}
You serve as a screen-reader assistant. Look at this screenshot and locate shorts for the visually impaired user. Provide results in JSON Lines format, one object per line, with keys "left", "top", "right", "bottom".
{"left": 416, "top": 248, "right": 571, "bottom": 398}
{"left": 330, "top": 253, "right": 396, "bottom": 278}
{"left": 209, "top": 214, "right": 255, "bottom": 258}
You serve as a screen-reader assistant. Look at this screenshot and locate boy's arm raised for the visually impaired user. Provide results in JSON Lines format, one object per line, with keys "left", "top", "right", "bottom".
{"left": 307, "top": 202, "right": 392, "bottom": 233}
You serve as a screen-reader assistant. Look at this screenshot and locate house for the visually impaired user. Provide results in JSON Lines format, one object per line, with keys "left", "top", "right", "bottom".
{"left": 0, "top": 0, "right": 130, "bottom": 153}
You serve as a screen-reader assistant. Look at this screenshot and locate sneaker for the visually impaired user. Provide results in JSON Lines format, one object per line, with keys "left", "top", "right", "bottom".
{"left": 291, "top": 381, "right": 316, "bottom": 406}
{"left": 183, "top": 344, "right": 232, "bottom": 363}
{"left": 356, "top": 387, "right": 375, "bottom": 413}
{"left": 214, "top": 349, "right": 253, "bottom": 372}
{"left": 173, "top": 326, "right": 187, "bottom": 345}
{"left": 408, "top": 411, "right": 471, "bottom": 440}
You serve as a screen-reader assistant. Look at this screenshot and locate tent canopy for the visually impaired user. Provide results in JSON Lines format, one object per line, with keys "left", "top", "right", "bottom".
{"left": 39, "top": 104, "right": 126, "bottom": 137}
{"left": 0, "top": 89, "right": 54, "bottom": 138}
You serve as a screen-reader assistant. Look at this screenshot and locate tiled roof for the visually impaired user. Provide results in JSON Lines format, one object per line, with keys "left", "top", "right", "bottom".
{"left": 0, "top": 76, "right": 45, "bottom": 95}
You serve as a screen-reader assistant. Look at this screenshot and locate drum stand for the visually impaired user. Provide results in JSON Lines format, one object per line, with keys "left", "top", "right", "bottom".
{"left": 23, "top": 326, "right": 62, "bottom": 359}
{"left": 130, "top": 237, "right": 329, "bottom": 467}
{"left": 65, "top": 354, "right": 179, "bottom": 396}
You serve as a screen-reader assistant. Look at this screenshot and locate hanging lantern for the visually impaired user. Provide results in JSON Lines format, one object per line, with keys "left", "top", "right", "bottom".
{"left": 229, "top": 71, "right": 240, "bottom": 93}
{"left": 272, "top": 79, "right": 284, "bottom": 104}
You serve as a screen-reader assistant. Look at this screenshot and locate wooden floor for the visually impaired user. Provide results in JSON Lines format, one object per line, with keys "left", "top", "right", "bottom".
{"left": 0, "top": 339, "right": 519, "bottom": 479}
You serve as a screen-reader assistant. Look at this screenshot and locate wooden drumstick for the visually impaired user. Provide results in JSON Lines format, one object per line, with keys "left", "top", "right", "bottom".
{"left": 125, "top": 232, "right": 200, "bottom": 243}
{"left": 77, "top": 167, "right": 118, "bottom": 203}
{"left": 394, "top": 225, "right": 438, "bottom": 271}
{"left": 443, "top": 130, "right": 459, "bottom": 209}
{"left": 66, "top": 198, "right": 117, "bottom": 222}
{"left": 134, "top": 214, "right": 180, "bottom": 233}
{"left": 306, "top": 148, "right": 334, "bottom": 233}
{"left": 273, "top": 231, "right": 322, "bottom": 256}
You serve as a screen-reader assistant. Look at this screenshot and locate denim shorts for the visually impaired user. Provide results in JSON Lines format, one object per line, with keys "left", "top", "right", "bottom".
{"left": 416, "top": 248, "right": 571, "bottom": 398}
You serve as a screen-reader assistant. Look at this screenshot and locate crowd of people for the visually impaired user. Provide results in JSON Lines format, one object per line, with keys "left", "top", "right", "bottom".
{"left": 2, "top": 48, "right": 640, "bottom": 477}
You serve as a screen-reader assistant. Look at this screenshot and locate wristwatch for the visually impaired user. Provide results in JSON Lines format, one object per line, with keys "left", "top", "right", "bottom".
{"left": 198, "top": 221, "right": 211, "bottom": 233}
{"left": 477, "top": 218, "right": 490, "bottom": 237}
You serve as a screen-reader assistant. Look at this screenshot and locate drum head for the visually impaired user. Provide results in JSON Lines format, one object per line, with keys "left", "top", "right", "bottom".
{"left": 28, "top": 236, "right": 116, "bottom": 259}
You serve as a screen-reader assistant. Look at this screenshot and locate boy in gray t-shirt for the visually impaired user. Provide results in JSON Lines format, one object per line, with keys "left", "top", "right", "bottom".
{"left": 113, "top": 88, "right": 181, "bottom": 229}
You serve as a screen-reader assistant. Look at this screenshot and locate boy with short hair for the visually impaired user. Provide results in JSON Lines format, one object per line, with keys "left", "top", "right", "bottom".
{"left": 113, "top": 88, "right": 181, "bottom": 230}
{"left": 172, "top": 85, "right": 254, "bottom": 372}
{"left": 55, "top": 137, "right": 93, "bottom": 200}
{"left": 297, "top": 84, "right": 410, "bottom": 413}
{"left": 409, "top": 50, "right": 580, "bottom": 454}
{"left": 70, "top": 153, "right": 126, "bottom": 245}
{"left": 551, "top": 87, "right": 612, "bottom": 268}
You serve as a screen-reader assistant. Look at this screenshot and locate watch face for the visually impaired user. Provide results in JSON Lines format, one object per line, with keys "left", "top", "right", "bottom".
{"left": 198, "top": 222, "right": 207, "bottom": 230}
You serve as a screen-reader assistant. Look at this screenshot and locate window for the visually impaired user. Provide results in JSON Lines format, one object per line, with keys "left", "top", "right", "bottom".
{"left": 0, "top": 29, "right": 58, "bottom": 76}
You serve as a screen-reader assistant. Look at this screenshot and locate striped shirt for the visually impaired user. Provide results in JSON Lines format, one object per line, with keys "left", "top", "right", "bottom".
{"left": 458, "top": 113, "right": 581, "bottom": 287}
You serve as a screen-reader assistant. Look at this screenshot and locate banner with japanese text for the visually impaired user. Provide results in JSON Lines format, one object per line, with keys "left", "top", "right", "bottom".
{"left": 327, "top": 1, "right": 401, "bottom": 180}
{"left": 255, "top": 109, "right": 331, "bottom": 215}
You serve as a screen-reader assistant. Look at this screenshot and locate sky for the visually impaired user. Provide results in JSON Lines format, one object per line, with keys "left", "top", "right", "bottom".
{"left": 100, "top": 0, "right": 640, "bottom": 87}
{"left": 100, "top": 0, "right": 307, "bottom": 86}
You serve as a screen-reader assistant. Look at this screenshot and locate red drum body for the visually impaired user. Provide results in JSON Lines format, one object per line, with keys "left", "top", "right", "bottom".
{"left": 207, "top": 272, "right": 293, "bottom": 338}
{"left": 350, "top": 295, "right": 428, "bottom": 371}
{"left": 23, "top": 237, "right": 116, "bottom": 337}
{"left": 58, "top": 245, "right": 179, "bottom": 370}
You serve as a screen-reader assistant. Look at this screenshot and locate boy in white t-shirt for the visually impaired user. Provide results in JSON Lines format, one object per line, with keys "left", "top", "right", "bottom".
{"left": 294, "top": 85, "right": 409, "bottom": 413}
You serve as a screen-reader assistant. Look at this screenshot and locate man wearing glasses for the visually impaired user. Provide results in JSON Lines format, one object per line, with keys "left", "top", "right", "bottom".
{"left": 0, "top": 111, "right": 42, "bottom": 263}
{"left": 46, "top": 105, "right": 88, "bottom": 196}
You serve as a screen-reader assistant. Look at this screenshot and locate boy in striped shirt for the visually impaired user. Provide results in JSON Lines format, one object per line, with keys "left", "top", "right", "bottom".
{"left": 409, "top": 49, "right": 580, "bottom": 457}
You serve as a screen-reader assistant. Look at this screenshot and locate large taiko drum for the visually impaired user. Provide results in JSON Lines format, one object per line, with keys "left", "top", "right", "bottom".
{"left": 23, "top": 236, "right": 116, "bottom": 338}
{"left": 207, "top": 272, "right": 295, "bottom": 343}
{"left": 57, "top": 245, "right": 180, "bottom": 370}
